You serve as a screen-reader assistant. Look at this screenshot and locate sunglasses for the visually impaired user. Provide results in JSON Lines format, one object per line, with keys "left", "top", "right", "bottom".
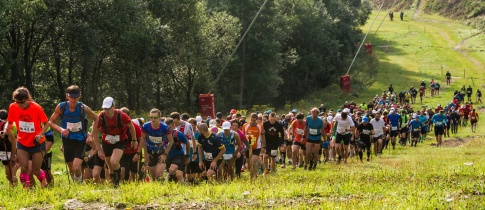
{"left": 150, "top": 116, "right": 159, "bottom": 119}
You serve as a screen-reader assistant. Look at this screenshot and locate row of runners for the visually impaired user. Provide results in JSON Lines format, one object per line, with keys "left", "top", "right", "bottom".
{"left": 0, "top": 84, "right": 480, "bottom": 188}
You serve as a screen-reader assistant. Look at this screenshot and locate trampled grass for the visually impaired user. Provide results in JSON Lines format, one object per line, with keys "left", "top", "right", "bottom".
{"left": 1, "top": 10, "right": 485, "bottom": 209}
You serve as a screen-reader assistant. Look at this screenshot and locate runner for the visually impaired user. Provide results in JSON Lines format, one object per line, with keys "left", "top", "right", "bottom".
{"left": 279, "top": 114, "right": 292, "bottom": 168}
{"left": 7, "top": 87, "right": 50, "bottom": 188}
{"left": 231, "top": 120, "right": 248, "bottom": 178}
{"left": 0, "top": 110, "right": 17, "bottom": 185}
{"left": 97, "top": 97, "right": 138, "bottom": 187}
{"left": 356, "top": 117, "right": 373, "bottom": 162}
{"left": 218, "top": 121, "right": 241, "bottom": 181}
{"left": 477, "top": 89, "right": 482, "bottom": 104}
{"left": 466, "top": 85, "right": 473, "bottom": 102}
{"left": 185, "top": 118, "right": 202, "bottom": 183}
{"left": 387, "top": 108, "right": 402, "bottom": 150}
{"left": 287, "top": 113, "right": 306, "bottom": 170}
{"left": 469, "top": 109, "right": 479, "bottom": 133}
{"left": 164, "top": 118, "right": 189, "bottom": 182}
{"left": 48, "top": 85, "right": 100, "bottom": 184}
{"left": 418, "top": 111, "right": 429, "bottom": 142}
{"left": 370, "top": 112, "right": 386, "bottom": 156}
{"left": 119, "top": 108, "right": 142, "bottom": 182}
{"left": 242, "top": 113, "right": 265, "bottom": 179}
{"left": 41, "top": 128, "right": 55, "bottom": 185}
{"left": 408, "top": 116, "right": 422, "bottom": 147}
{"left": 140, "top": 108, "right": 174, "bottom": 181}
{"left": 450, "top": 110, "right": 460, "bottom": 134}
{"left": 446, "top": 71, "right": 451, "bottom": 85}
{"left": 332, "top": 108, "right": 353, "bottom": 163}
{"left": 432, "top": 110, "right": 447, "bottom": 147}
{"left": 197, "top": 123, "right": 226, "bottom": 182}
{"left": 419, "top": 86, "right": 425, "bottom": 104}
{"left": 262, "top": 113, "right": 284, "bottom": 174}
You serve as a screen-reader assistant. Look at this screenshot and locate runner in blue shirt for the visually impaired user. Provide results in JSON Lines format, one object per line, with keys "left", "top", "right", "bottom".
{"left": 164, "top": 118, "right": 189, "bottom": 182}
{"left": 431, "top": 110, "right": 447, "bottom": 147}
{"left": 418, "top": 111, "right": 429, "bottom": 142}
{"left": 387, "top": 108, "right": 401, "bottom": 149}
{"left": 197, "top": 123, "right": 225, "bottom": 181}
{"left": 408, "top": 116, "right": 422, "bottom": 147}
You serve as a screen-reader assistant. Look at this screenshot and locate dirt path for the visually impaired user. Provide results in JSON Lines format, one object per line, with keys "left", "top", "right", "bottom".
{"left": 453, "top": 31, "right": 485, "bottom": 69}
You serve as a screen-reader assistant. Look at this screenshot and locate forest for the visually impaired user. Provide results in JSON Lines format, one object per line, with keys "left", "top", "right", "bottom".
{"left": 0, "top": 0, "right": 372, "bottom": 114}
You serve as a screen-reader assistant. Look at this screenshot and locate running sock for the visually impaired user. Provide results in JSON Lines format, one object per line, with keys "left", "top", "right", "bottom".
{"left": 281, "top": 152, "right": 286, "bottom": 164}
{"left": 35, "top": 169, "right": 47, "bottom": 186}
{"left": 358, "top": 151, "right": 363, "bottom": 160}
{"left": 20, "top": 172, "right": 30, "bottom": 188}
{"left": 113, "top": 168, "right": 121, "bottom": 186}
{"left": 73, "top": 174, "right": 83, "bottom": 183}
{"left": 367, "top": 151, "right": 371, "bottom": 158}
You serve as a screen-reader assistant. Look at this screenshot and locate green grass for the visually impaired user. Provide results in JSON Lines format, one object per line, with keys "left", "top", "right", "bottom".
{"left": 289, "top": 11, "right": 485, "bottom": 113}
{"left": 1, "top": 11, "right": 485, "bottom": 209}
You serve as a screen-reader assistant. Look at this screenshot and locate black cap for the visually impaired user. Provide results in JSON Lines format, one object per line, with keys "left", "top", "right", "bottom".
{"left": 67, "top": 89, "right": 80, "bottom": 98}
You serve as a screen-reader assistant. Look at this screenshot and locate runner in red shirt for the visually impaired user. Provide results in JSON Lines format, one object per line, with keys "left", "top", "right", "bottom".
{"left": 7, "top": 87, "right": 50, "bottom": 188}
{"left": 97, "top": 97, "right": 138, "bottom": 187}
{"left": 120, "top": 108, "right": 142, "bottom": 182}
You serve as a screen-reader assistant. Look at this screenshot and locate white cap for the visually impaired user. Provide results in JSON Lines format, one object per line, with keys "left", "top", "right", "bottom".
{"left": 222, "top": 121, "right": 231, "bottom": 130}
{"left": 343, "top": 108, "right": 350, "bottom": 113}
{"left": 209, "top": 119, "right": 217, "bottom": 127}
{"left": 196, "top": 116, "right": 202, "bottom": 124}
{"left": 102, "top": 97, "right": 114, "bottom": 109}
{"left": 131, "top": 119, "right": 140, "bottom": 127}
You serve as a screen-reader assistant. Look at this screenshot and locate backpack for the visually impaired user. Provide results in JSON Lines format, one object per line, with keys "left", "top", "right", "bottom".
{"left": 60, "top": 101, "right": 88, "bottom": 136}
{"left": 100, "top": 110, "right": 123, "bottom": 134}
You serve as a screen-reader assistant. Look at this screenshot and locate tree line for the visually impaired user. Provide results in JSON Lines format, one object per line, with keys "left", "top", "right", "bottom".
{"left": 0, "top": 0, "right": 371, "bottom": 114}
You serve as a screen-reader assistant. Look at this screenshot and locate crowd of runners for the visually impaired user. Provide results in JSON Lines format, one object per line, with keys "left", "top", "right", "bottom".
{"left": 0, "top": 81, "right": 481, "bottom": 188}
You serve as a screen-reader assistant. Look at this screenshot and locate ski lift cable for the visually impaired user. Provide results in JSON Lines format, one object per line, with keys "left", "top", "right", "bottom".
{"left": 210, "top": 0, "right": 270, "bottom": 91}
{"left": 345, "top": 1, "right": 385, "bottom": 76}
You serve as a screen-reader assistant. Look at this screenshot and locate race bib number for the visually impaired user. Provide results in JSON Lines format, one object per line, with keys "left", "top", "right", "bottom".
{"left": 149, "top": 136, "right": 163, "bottom": 144}
{"left": 19, "top": 121, "right": 35, "bottom": 133}
{"left": 204, "top": 152, "right": 213, "bottom": 160}
{"left": 436, "top": 122, "right": 442, "bottom": 126}
{"left": 391, "top": 126, "right": 398, "bottom": 131}
{"left": 105, "top": 135, "right": 120, "bottom": 144}
{"left": 413, "top": 128, "right": 420, "bottom": 132}
{"left": 471, "top": 117, "right": 476, "bottom": 120}
{"left": 296, "top": 128, "right": 304, "bottom": 135}
{"left": 362, "top": 129, "right": 371, "bottom": 135}
{"left": 223, "top": 154, "right": 233, "bottom": 160}
{"left": 249, "top": 135, "right": 256, "bottom": 146}
{"left": 309, "top": 128, "right": 318, "bottom": 135}
{"left": 66, "top": 122, "right": 83, "bottom": 132}
{"left": 375, "top": 129, "right": 383, "bottom": 134}
{"left": 271, "top": 150, "right": 278, "bottom": 156}
{"left": 0, "top": 151, "right": 11, "bottom": 161}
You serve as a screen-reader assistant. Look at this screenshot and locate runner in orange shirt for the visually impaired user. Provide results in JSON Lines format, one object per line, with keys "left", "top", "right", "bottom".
{"left": 242, "top": 113, "right": 265, "bottom": 179}
{"left": 7, "top": 87, "right": 50, "bottom": 188}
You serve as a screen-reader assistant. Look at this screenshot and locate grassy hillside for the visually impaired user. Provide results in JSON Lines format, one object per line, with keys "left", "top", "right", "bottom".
{"left": 291, "top": 9, "right": 485, "bottom": 114}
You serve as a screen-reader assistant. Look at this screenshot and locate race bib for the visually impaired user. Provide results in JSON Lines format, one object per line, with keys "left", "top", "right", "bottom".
{"left": 204, "top": 152, "right": 213, "bottom": 160}
{"left": 392, "top": 126, "right": 398, "bottom": 131}
{"left": 296, "top": 128, "right": 304, "bottom": 135}
{"left": 375, "top": 129, "right": 383, "bottom": 134}
{"left": 271, "top": 150, "right": 278, "bottom": 156}
{"left": 19, "top": 121, "right": 35, "bottom": 133}
{"left": 0, "top": 151, "right": 11, "bottom": 161}
{"left": 413, "top": 128, "right": 420, "bottom": 132}
{"left": 249, "top": 135, "right": 256, "bottom": 146}
{"left": 309, "top": 128, "right": 318, "bottom": 135}
{"left": 105, "top": 135, "right": 120, "bottom": 144}
{"left": 362, "top": 129, "right": 371, "bottom": 135}
{"left": 436, "top": 122, "right": 442, "bottom": 126}
{"left": 223, "top": 154, "right": 233, "bottom": 160}
{"left": 471, "top": 117, "right": 476, "bottom": 120}
{"left": 66, "top": 122, "right": 83, "bottom": 132}
{"left": 149, "top": 136, "right": 163, "bottom": 144}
